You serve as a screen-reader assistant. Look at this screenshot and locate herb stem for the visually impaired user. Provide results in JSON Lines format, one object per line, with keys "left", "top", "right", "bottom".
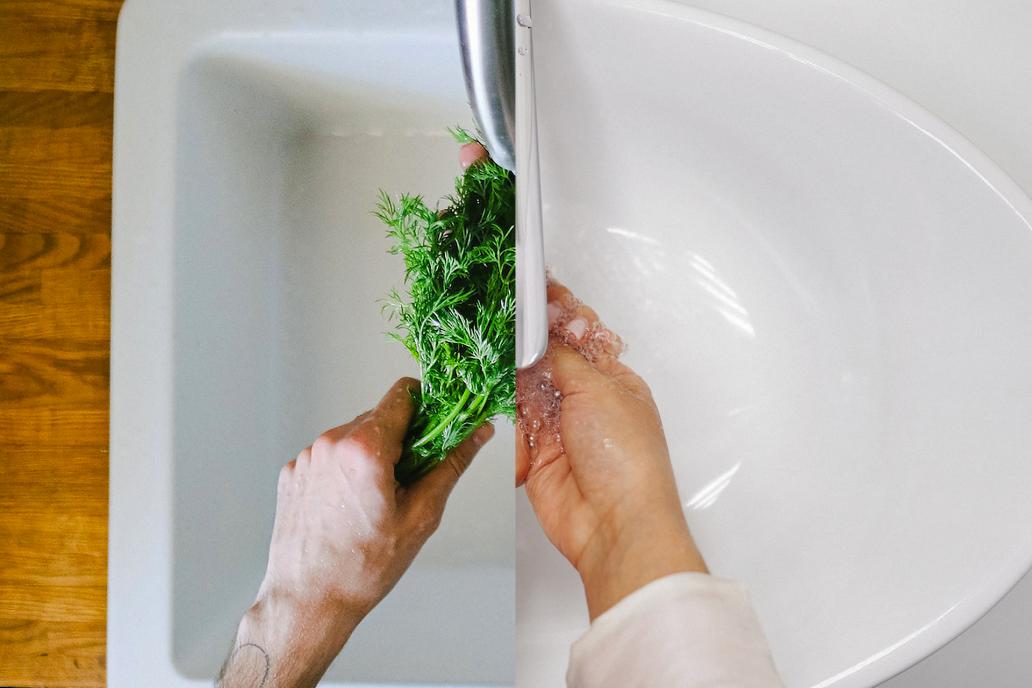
{"left": 411, "top": 387, "right": 471, "bottom": 449}
{"left": 469, "top": 389, "right": 490, "bottom": 419}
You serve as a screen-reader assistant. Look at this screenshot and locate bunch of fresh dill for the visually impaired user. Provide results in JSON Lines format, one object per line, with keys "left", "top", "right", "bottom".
{"left": 376, "top": 129, "right": 516, "bottom": 483}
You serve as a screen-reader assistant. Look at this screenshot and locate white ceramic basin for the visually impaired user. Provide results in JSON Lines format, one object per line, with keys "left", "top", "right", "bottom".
{"left": 517, "top": 1, "right": 1032, "bottom": 687}
{"left": 111, "top": 1, "right": 512, "bottom": 685}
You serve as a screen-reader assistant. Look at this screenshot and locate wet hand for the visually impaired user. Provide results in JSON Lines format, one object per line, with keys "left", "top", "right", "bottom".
{"left": 517, "top": 283, "right": 707, "bottom": 620}
{"left": 220, "top": 377, "right": 493, "bottom": 688}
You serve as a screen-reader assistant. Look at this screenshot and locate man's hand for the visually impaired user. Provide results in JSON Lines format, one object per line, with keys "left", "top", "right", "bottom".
{"left": 219, "top": 377, "right": 493, "bottom": 688}
{"left": 517, "top": 283, "right": 707, "bottom": 621}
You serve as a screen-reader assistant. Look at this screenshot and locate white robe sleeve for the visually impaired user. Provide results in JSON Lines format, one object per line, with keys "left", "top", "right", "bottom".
{"left": 567, "top": 572, "right": 784, "bottom": 688}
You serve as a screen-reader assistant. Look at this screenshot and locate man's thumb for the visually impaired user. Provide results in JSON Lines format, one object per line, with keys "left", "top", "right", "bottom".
{"left": 402, "top": 423, "right": 494, "bottom": 525}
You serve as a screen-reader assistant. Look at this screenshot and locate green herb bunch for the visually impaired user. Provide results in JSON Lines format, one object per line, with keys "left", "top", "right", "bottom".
{"left": 376, "top": 129, "right": 516, "bottom": 484}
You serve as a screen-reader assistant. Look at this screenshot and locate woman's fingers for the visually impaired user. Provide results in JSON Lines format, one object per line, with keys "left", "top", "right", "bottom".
{"left": 547, "top": 284, "right": 599, "bottom": 350}
{"left": 549, "top": 344, "right": 611, "bottom": 397}
{"left": 544, "top": 281, "right": 653, "bottom": 402}
{"left": 547, "top": 279, "right": 627, "bottom": 370}
{"left": 547, "top": 281, "right": 601, "bottom": 326}
{"left": 516, "top": 424, "right": 532, "bottom": 487}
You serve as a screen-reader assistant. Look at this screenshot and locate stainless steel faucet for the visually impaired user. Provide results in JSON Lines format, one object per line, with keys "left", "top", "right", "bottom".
{"left": 456, "top": 0, "right": 548, "bottom": 369}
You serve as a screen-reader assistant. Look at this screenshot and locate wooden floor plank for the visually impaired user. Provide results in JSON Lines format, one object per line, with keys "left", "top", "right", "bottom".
{"left": 0, "top": 18, "right": 117, "bottom": 93}
{"left": 0, "top": 0, "right": 123, "bottom": 22}
{"left": 0, "top": 619, "right": 105, "bottom": 688}
{"left": 0, "top": 128, "right": 112, "bottom": 201}
{"left": 0, "top": 337, "right": 108, "bottom": 403}
{"left": 0, "top": 3, "right": 119, "bottom": 685}
{"left": 0, "top": 233, "right": 111, "bottom": 272}
{"left": 0, "top": 530, "right": 107, "bottom": 589}
{"left": 0, "top": 197, "right": 112, "bottom": 236}
{"left": 0, "top": 91, "right": 113, "bottom": 129}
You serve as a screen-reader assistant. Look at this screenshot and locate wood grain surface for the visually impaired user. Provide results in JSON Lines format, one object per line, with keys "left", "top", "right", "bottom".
{"left": 0, "top": 1, "right": 121, "bottom": 685}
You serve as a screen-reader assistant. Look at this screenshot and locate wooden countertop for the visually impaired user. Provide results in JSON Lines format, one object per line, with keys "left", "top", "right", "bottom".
{"left": 0, "top": 2, "right": 122, "bottom": 685}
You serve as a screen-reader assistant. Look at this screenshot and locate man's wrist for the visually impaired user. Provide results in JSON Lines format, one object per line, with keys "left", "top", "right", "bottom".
{"left": 221, "top": 588, "right": 363, "bottom": 688}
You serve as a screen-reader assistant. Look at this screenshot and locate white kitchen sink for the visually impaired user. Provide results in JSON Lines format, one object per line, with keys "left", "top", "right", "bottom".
{"left": 111, "top": 1, "right": 512, "bottom": 686}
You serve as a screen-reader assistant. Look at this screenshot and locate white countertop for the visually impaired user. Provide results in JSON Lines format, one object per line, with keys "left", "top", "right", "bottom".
{"left": 680, "top": 1, "right": 1032, "bottom": 685}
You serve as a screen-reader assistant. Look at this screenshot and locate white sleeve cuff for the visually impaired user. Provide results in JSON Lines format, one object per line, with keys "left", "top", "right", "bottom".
{"left": 567, "top": 572, "right": 784, "bottom": 688}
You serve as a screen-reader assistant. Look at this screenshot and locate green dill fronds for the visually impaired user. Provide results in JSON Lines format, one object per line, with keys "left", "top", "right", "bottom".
{"left": 447, "top": 125, "right": 478, "bottom": 144}
{"left": 376, "top": 130, "right": 515, "bottom": 483}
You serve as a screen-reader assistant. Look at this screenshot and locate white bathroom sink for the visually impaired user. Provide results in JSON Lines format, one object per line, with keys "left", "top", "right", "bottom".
{"left": 517, "top": 1, "right": 1032, "bottom": 687}
{"left": 110, "top": 1, "right": 512, "bottom": 686}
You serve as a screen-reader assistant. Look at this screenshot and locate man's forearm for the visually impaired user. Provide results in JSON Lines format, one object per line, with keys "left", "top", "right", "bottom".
{"left": 217, "top": 591, "right": 361, "bottom": 688}
{"left": 216, "top": 377, "right": 487, "bottom": 686}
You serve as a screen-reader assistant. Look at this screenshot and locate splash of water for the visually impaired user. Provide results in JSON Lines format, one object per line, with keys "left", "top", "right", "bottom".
{"left": 516, "top": 281, "right": 624, "bottom": 454}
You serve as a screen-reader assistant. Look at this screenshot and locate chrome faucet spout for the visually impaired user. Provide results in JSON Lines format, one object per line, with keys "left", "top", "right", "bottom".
{"left": 456, "top": 0, "right": 548, "bottom": 369}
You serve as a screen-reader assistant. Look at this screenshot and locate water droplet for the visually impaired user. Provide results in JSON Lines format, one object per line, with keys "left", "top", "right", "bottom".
{"left": 516, "top": 13, "right": 532, "bottom": 27}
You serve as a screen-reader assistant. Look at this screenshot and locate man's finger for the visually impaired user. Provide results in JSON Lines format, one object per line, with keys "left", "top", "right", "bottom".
{"left": 403, "top": 423, "right": 494, "bottom": 520}
{"left": 365, "top": 377, "right": 419, "bottom": 462}
{"left": 459, "top": 141, "right": 489, "bottom": 169}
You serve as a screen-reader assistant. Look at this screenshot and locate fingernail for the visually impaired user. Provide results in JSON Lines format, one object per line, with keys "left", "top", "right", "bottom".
{"left": 565, "top": 317, "right": 588, "bottom": 340}
{"left": 459, "top": 143, "right": 486, "bottom": 169}
{"left": 547, "top": 302, "right": 562, "bottom": 325}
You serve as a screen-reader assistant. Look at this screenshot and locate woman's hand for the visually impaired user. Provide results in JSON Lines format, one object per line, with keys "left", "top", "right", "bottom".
{"left": 517, "top": 283, "right": 707, "bottom": 620}
{"left": 219, "top": 377, "right": 493, "bottom": 688}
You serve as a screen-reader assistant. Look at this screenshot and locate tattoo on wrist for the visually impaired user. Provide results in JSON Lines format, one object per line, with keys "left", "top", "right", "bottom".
{"left": 216, "top": 642, "right": 271, "bottom": 687}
